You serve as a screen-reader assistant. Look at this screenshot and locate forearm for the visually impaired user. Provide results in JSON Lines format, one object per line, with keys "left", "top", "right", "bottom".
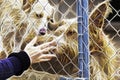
{"left": 0, "top": 56, "right": 21, "bottom": 79}
{"left": 0, "top": 51, "right": 30, "bottom": 79}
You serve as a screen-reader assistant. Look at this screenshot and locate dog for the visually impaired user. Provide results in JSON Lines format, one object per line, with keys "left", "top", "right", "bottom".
{"left": 0, "top": 0, "right": 64, "bottom": 58}
{"left": 29, "top": 1, "right": 118, "bottom": 80}
{"left": 21, "top": 1, "right": 118, "bottom": 80}
{"left": 0, "top": 0, "right": 118, "bottom": 80}
{"left": 89, "top": 1, "right": 118, "bottom": 80}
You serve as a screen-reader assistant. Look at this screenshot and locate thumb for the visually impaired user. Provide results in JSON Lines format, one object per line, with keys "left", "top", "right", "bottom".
{"left": 28, "top": 36, "right": 37, "bottom": 46}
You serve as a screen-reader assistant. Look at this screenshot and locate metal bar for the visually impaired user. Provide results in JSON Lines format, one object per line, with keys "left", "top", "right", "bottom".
{"left": 77, "top": 0, "right": 89, "bottom": 79}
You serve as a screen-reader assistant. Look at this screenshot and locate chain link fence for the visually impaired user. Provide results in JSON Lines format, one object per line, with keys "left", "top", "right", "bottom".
{"left": 89, "top": 0, "right": 120, "bottom": 80}
{"left": 2, "top": 0, "right": 120, "bottom": 80}
{"left": 0, "top": 0, "right": 89, "bottom": 80}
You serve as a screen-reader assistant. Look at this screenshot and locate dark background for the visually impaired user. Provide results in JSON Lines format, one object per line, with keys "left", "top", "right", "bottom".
{"left": 106, "top": 0, "right": 120, "bottom": 48}
{"left": 90, "top": 0, "right": 120, "bottom": 48}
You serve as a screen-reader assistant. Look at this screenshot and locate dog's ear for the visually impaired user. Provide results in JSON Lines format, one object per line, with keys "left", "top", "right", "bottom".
{"left": 22, "top": 0, "right": 36, "bottom": 13}
{"left": 89, "top": 1, "right": 110, "bottom": 28}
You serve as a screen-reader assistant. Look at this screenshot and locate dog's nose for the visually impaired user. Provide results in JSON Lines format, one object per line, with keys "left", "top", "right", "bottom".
{"left": 39, "top": 27, "right": 46, "bottom": 35}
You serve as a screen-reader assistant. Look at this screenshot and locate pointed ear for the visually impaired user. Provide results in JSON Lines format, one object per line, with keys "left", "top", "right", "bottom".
{"left": 22, "top": 0, "right": 36, "bottom": 13}
{"left": 89, "top": 1, "right": 110, "bottom": 28}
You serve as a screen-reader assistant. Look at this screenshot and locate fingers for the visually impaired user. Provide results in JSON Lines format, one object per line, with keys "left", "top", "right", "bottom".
{"left": 50, "top": 40, "right": 57, "bottom": 46}
{"left": 37, "top": 40, "right": 57, "bottom": 49}
{"left": 39, "top": 54, "right": 56, "bottom": 59}
{"left": 37, "top": 59, "right": 51, "bottom": 62}
{"left": 40, "top": 46, "right": 56, "bottom": 53}
{"left": 31, "top": 46, "right": 56, "bottom": 59}
{"left": 28, "top": 36, "right": 37, "bottom": 46}
{"left": 33, "top": 54, "right": 56, "bottom": 63}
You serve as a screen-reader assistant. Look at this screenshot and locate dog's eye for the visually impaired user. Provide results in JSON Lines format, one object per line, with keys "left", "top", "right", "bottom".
{"left": 67, "top": 31, "right": 76, "bottom": 36}
{"left": 47, "top": 17, "right": 54, "bottom": 23}
{"left": 68, "top": 31, "right": 73, "bottom": 35}
{"left": 35, "top": 13, "right": 43, "bottom": 18}
{"left": 50, "top": 18, "right": 54, "bottom": 23}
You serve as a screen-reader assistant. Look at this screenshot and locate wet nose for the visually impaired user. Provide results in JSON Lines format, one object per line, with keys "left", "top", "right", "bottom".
{"left": 39, "top": 27, "right": 46, "bottom": 35}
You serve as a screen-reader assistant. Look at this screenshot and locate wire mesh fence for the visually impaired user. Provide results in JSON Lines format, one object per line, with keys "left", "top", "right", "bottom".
{"left": 89, "top": 0, "right": 120, "bottom": 80}
{"left": 1, "top": 0, "right": 120, "bottom": 80}
{"left": 0, "top": 0, "right": 89, "bottom": 80}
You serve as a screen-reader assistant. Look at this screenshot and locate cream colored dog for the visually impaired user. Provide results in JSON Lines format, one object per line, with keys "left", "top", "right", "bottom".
{"left": 0, "top": 0, "right": 119, "bottom": 80}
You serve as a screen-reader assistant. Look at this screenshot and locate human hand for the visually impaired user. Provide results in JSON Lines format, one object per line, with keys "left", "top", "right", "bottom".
{"left": 24, "top": 36, "right": 57, "bottom": 64}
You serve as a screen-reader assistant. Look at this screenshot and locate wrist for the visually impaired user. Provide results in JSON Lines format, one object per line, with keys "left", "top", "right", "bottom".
{"left": 24, "top": 49, "right": 32, "bottom": 64}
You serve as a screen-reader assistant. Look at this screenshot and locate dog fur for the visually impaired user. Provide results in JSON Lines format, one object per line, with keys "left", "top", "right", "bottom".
{"left": 0, "top": 0, "right": 119, "bottom": 80}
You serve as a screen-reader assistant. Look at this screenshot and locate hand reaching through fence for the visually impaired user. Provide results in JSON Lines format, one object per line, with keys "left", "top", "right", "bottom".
{"left": 0, "top": 36, "right": 57, "bottom": 79}
{"left": 24, "top": 36, "right": 57, "bottom": 64}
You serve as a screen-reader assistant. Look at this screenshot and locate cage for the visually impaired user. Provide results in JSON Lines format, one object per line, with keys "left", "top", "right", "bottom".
{"left": 1, "top": 0, "right": 120, "bottom": 80}
{"left": 0, "top": 0, "right": 89, "bottom": 80}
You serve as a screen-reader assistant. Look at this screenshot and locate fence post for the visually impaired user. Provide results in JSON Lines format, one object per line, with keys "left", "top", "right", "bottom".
{"left": 77, "top": 0, "right": 89, "bottom": 79}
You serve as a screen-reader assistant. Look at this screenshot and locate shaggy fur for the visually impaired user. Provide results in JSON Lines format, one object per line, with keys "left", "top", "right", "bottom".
{"left": 89, "top": 1, "right": 118, "bottom": 80}
{"left": 0, "top": 0, "right": 118, "bottom": 80}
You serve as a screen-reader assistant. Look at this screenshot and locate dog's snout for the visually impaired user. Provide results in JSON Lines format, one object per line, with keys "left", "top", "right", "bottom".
{"left": 39, "top": 27, "right": 46, "bottom": 35}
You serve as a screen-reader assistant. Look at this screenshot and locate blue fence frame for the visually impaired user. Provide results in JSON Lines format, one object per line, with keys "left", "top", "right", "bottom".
{"left": 60, "top": 0, "right": 89, "bottom": 79}
{"left": 77, "top": 0, "right": 89, "bottom": 79}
